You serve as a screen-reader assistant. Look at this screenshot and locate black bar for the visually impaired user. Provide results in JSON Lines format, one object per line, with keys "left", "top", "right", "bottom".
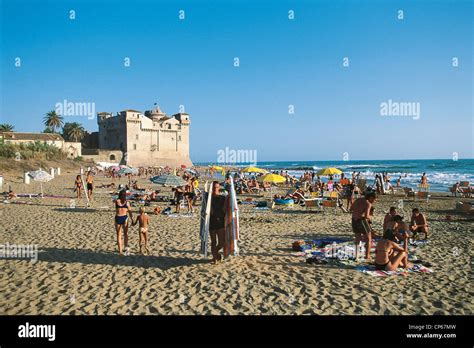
{"left": 0, "top": 315, "right": 472, "bottom": 346}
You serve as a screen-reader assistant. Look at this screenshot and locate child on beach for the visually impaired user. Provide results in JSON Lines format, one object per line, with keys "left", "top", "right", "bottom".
{"left": 133, "top": 207, "right": 150, "bottom": 255}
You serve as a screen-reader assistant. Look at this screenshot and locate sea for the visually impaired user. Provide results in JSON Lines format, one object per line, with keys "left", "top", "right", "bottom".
{"left": 195, "top": 159, "right": 474, "bottom": 193}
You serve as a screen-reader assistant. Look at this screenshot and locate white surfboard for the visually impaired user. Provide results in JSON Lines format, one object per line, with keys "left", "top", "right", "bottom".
{"left": 199, "top": 181, "right": 212, "bottom": 257}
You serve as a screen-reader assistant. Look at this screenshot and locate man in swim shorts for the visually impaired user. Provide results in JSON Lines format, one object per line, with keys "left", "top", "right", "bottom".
{"left": 351, "top": 191, "right": 377, "bottom": 261}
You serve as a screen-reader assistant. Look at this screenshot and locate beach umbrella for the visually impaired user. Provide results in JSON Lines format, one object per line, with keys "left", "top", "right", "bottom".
{"left": 185, "top": 168, "right": 200, "bottom": 177}
{"left": 150, "top": 174, "right": 187, "bottom": 187}
{"left": 28, "top": 169, "right": 53, "bottom": 197}
{"left": 258, "top": 173, "right": 286, "bottom": 183}
{"left": 209, "top": 165, "right": 223, "bottom": 171}
{"left": 118, "top": 167, "right": 138, "bottom": 175}
{"left": 257, "top": 173, "right": 286, "bottom": 195}
{"left": 316, "top": 167, "right": 343, "bottom": 176}
{"left": 241, "top": 166, "right": 267, "bottom": 174}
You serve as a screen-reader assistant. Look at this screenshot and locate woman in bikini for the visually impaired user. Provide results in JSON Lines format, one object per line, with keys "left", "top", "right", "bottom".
{"left": 115, "top": 190, "right": 133, "bottom": 255}
{"left": 74, "top": 175, "right": 82, "bottom": 199}
{"left": 374, "top": 229, "right": 412, "bottom": 271}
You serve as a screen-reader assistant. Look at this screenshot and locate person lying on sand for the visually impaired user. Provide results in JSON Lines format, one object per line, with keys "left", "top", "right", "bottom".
{"left": 375, "top": 229, "right": 412, "bottom": 271}
{"left": 132, "top": 207, "right": 150, "bottom": 255}
{"left": 410, "top": 208, "right": 429, "bottom": 239}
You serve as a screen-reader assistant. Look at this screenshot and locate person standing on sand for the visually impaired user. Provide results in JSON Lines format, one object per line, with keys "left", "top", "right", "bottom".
{"left": 421, "top": 172, "right": 427, "bottom": 185}
{"left": 74, "top": 175, "right": 82, "bottom": 199}
{"left": 115, "top": 190, "right": 134, "bottom": 255}
{"left": 86, "top": 171, "right": 94, "bottom": 200}
{"left": 209, "top": 181, "right": 229, "bottom": 264}
{"left": 351, "top": 191, "right": 377, "bottom": 261}
{"left": 132, "top": 207, "right": 150, "bottom": 255}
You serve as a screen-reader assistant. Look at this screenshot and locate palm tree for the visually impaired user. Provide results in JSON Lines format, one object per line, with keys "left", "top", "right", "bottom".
{"left": 62, "top": 122, "right": 85, "bottom": 142}
{"left": 43, "top": 126, "right": 54, "bottom": 133}
{"left": 43, "top": 110, "right": 64, "bottom": 133}
{"left": 0, "top": 124, "right": 14, "bottom": 132}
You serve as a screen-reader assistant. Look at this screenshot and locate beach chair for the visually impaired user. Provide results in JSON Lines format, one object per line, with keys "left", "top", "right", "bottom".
{"left": 297, "top": 197, "right": 322, "bottom": 211}
{"left": 459, "top": 182, "right": 471, "bottom": 198}
{"left": 403, "top": 187, "right": 416, "bottom": 200}
{"left": 416, "top": 184, "right": 431, "bottom": 202}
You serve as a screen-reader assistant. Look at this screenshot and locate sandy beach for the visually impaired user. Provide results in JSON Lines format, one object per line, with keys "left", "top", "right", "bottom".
{"left": 0, "top": 165, "right": 472, "bottom": 315}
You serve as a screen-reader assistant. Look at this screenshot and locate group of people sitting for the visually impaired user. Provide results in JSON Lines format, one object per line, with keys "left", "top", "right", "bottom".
{"left": 351, "top": 191, "right": 430, "bottom": 271}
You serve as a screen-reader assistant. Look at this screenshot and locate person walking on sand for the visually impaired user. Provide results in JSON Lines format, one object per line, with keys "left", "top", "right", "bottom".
{"left": 74, "top": 175, "right": 82, "bottom": 199}
{"left": 351, "top": 191, "right": 377, "bottom": 261}
{"left": 133, "top": 207, "right": 150, "bottom": 255}
{"left": 115, "top": 190, "right": 133, "bottom": 255}
{"left": 209, "top": 181, "right": 229, "bottom": 264}
{"left": 86, "top": 171, "right": 94, "bottom": 200}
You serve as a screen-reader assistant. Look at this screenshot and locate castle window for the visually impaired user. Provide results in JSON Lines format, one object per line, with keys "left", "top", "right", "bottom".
{"left": 133, "top": 144, "right": 137, "bottom": 150}
{"left": 136, "top": 134, "right": 139, "bottom": 140}
{"left": 178, "top": 136, "right": 181, "bottom": 141}
{"left": 110, "top": 154, "right": 116, "bottom": 161}
{"left": 168, "top": 124, "right": 171, "bottom": 130}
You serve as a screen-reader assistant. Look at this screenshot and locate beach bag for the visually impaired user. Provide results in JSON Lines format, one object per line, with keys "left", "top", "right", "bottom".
{"left": 256, "top": 201, "right": 267, "bottom": 208}
{"left": 161, "top": 207, "right": 172, "bottom": 215}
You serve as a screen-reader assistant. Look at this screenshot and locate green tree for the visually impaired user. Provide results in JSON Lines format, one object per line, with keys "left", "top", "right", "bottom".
{"left": 0, "top": 124, "right": 15, "bottom": 131}
{"left": 43, "top": 110, "right": 64, "bottom": 133}
{"left": 43, "top": 126, "right": 54, "bottom": 133}
{"left": 62, "top": 122, "right": 85, "bottom": 142}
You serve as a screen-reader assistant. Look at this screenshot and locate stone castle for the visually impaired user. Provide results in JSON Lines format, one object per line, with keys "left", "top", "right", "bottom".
{"left": 82, "top": 105, "right": 192, "bottom": 167}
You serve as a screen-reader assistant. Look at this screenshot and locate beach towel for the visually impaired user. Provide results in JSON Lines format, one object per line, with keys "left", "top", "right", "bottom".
{"left": 356, "top": 264, "right": 434, "bottom": 277}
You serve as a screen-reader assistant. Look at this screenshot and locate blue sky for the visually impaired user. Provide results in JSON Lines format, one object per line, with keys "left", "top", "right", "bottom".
{"left": 1, "top": 0, "right": 472, "bottom": 162}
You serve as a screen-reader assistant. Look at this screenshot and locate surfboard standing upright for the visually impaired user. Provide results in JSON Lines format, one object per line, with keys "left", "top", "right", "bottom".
{"left": 230, "top": 177, "right": 240, "bottom": 255}
{"left": 199, "top": 182, "right": 212, "bottom": 258}
{"left": 224, "top": 176, "right": 240, "bottom": 257}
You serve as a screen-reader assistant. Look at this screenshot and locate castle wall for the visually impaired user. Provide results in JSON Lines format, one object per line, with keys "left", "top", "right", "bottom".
{"left": 96, "top": 109, "right": 192, "bottom": 167}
